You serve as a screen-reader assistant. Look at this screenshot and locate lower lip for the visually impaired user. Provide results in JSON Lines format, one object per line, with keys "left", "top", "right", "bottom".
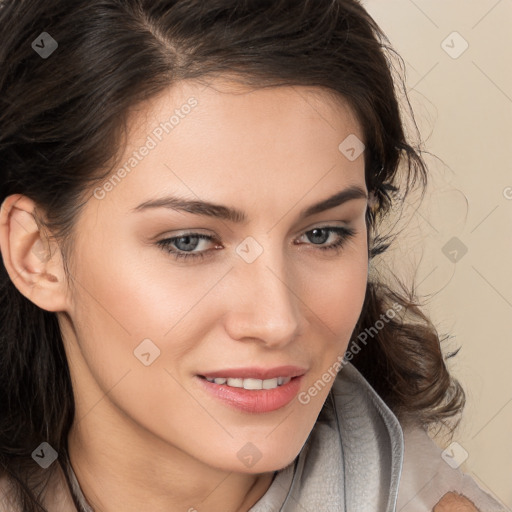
{"left": 196, "top": 375, "right": 303, "bottom": 413}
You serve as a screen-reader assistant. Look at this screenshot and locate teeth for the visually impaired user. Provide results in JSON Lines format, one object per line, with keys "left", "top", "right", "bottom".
{"left": 262, "top": 378, "right": 278, "bottom": 389}
{"left": 227, "top": 378, "right": 243, "bottom": 388}
{"left": 243, "top": 378, "right": 262, "bottom": 390}
{"left": 204, "top": 376, "right": 292, "bottom": 390}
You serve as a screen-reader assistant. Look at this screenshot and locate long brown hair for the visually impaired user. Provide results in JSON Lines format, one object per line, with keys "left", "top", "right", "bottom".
{"left": 0, "top": 0, "right": 464, "bottom": 509}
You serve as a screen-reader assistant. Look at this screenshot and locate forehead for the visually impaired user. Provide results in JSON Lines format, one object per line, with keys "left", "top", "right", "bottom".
{"left": 95, "top": 78, "right": 365, "bottom": 212}
{"left": 124, "top": 77, "right": 363, "bottom": 156}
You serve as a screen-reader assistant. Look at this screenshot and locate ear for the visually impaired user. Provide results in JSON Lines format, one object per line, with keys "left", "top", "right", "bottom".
{"left": 0, "top": 194, "right": 70, "bottom": 312}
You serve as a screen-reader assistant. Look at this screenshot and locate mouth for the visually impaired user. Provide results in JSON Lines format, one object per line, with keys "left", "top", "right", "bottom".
{"left": 195, "top": 366, "right": 307, "bottom": 413}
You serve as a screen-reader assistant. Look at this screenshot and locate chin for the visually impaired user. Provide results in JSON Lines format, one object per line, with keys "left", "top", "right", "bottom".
{"left": 224, "top": 436, "right": 307, "bottom": 474}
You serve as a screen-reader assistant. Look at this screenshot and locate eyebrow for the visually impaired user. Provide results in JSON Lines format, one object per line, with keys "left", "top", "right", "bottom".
{"left": 132, "top": 185, "right": 368, "bottom": 223}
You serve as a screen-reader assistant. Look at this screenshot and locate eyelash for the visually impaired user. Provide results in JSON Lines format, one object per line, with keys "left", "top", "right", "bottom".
{"left": 156, "top": 226, "right": 357, "bottom": 262}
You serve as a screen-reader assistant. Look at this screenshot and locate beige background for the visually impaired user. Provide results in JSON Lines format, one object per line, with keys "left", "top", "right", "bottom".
{"left": 362, "top": 0, "right": 512, "bottom": 508}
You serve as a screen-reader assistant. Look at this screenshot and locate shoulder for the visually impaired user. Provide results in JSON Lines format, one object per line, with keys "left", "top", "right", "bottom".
{"left": 396, "top": 421, "right": 507, "bottom": 512}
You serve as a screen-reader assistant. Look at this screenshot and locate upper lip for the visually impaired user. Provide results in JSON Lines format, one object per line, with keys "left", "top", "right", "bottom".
{"left": 199, "top": 365, "right": 307, "bottom": 380}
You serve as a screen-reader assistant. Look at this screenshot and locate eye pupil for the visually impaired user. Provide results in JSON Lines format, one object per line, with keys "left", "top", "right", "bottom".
{"left": 175, "top": 235, "right": 199, "bottom": 251}
{"left": 308, "top": 228, "right": 329, "bottom": 244}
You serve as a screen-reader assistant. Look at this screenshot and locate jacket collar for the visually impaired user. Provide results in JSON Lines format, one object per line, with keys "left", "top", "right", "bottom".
{"left": 331, "top": 362, "right": 404, "bottom": 511}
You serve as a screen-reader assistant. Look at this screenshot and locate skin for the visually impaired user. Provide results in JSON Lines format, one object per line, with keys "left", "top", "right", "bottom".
{"left": 0, "top": 79, "right": 371, "bottom": 512}
{"left": 433, "top": 492, "right": 480, "bottom": 511}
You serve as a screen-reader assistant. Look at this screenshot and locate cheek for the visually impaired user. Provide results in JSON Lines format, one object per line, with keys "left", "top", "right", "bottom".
{"left": 67, "top": 239, "right": 221, "bottom": 441}
{"left": 303, "top": 243, "right": 368, "bottom": 342}
{"left": 297, "top": 243, "right": 368, "bottom": 392}
{"left": 71, "top": 234, "right": 213, "bottom": 357}
{"left": 67, "top": 232, "right": 238, "bottom": 428}
{"left": 309, "top": 261, "right": 367, "bottom": 330}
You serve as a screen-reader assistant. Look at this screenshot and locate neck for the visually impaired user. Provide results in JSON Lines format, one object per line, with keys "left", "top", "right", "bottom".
{"left": 65, "top": 402, "right": 275, "bottom": 512}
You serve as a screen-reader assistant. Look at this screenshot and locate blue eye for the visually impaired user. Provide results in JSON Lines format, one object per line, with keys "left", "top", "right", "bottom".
{"left": 156, "top": 226, "right": 357, "bottom": 262}
{"left": 156, "top": 233, "right": 215, "bottom": 261}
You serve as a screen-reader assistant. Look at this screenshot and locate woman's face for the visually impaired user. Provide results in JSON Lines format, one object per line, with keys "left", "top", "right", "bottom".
{"left": 60, "top": 78, "right": 369, "bottom": 473}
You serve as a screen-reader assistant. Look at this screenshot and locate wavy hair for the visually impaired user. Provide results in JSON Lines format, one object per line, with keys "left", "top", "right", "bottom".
{"left": 0, "top": 0, "right": 464, "bottom": 509}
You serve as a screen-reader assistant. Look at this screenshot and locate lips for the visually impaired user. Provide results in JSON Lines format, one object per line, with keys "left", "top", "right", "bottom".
{"left": 196, "top": 365, "right": 307, "bottom": 413}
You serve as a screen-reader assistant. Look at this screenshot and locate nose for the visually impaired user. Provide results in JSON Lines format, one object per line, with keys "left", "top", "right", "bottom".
{"left": 223, "top": 246, "right": 302, "bottom": 349}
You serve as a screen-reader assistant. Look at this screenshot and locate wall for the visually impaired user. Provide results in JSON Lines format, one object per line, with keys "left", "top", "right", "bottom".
{"left": 363, "top": 0, "right": 512, "bottom": 507}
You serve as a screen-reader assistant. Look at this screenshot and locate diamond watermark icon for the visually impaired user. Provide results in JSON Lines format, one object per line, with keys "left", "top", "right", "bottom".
{"left": 134, "top": 338, "right": 161, "bottom": 366}
{"left": 442, "top": 441, "right": 469, "bottom": 469}
{"left": 338, "top": 134, "right": 365, "bottom": 161}
{"left": 236, "top": 236, "right": 264, "bottom": 264}
{"left": 32, "top": 442, "right": 58, "bottom": 469}
{"left": 441, "top": 31, "right": 469, "bottom": 59}
{"left": 442, "top": 236, "right": 468, "bottom": 263}
{"left": 237, "top": 442, "right": 262, "bottom": 468}
{"left": 31, "top": 32, "right": 58, "bottom": 59}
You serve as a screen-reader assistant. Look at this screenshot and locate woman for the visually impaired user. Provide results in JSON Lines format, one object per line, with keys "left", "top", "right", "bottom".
{"left": 0, "top": 1, "right": 506, "bottom": 511}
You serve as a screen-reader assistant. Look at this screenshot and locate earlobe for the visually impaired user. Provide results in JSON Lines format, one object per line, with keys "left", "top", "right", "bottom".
{"left": 0, "top": 194, "right": 70, "bottom": 312}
